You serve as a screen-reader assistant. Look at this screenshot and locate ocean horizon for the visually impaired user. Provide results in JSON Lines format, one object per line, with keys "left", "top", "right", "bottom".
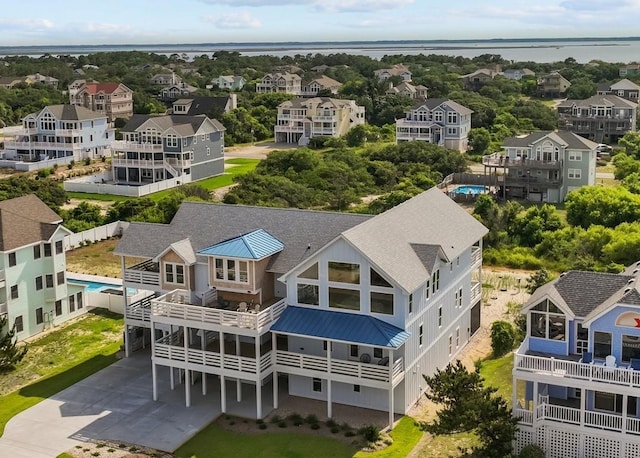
{"left": 2, "top": 37, "right": 640, "bottom": 63}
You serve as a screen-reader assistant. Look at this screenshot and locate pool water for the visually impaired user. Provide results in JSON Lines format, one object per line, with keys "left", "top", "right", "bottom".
{"left": 452, "top": 185, "right": 486, "bottom": 195}
{"left": 68, "top": 279, "right": 137, "bottom": 295}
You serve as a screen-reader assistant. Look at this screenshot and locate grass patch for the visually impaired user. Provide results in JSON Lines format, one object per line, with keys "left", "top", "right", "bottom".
{"left": 478, "top": 353, "right": 514, "bottom": 405}
{"left": 416, "top": 431, "right": 479, "bottom": 457}
{"left": 354, "top": 417, "right": 423, "bottom": 458}
{"left": 66, "top": 191, "right": 130, "bottom": 202}
{"left": 0, "top": 309, "right": 123, "bottom": 437}
{"left": 174, "top": 422, "right": 357, "bottom": 458}
{"left": 65, "top": 238, "right": 125, "bottom": 278}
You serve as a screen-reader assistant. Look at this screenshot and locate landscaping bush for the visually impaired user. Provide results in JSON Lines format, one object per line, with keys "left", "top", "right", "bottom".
{"left": 68, "top": 160, "right": 75, "bottom": 169}
{"left": 269, "top": 414, "right": 281, "bottom": 424}
{"left": 278, "top": 421, "right": 287, "bottom": 428}
{"left": 326, "top": 418, "right": 337, "bottom": 427}
{"left": 518, "top": 444, "right": 546, "bottom": 458}
{"left": 84, "top": 157, "right": 91, "bottom": 166}
{"left": 310, "top": 423, "right": 321, "bottom": 430}
{"left": 305, "top": 414, "right": 319, "bottom": 425}
{"left": 287, "top": 413, "right": 304, "bottom": 426}
{"left": 491, "top": 320, "right": 516, "bottom": 356}
{"left": 258, "top": 423, "right": 267, "bottom": 430}
{"left": 361, "top": 425, "right": 381, "bottom": 443}
{"left": 330, "top": 426, "right": 340, "bottom": 434}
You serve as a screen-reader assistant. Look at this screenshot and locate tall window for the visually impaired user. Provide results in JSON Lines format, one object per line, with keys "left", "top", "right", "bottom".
{"left": 328, "top": 262, "right": 360, "bottom": 284}
{"left": 409, "top": 293, "right": 413, "bottom": 314}
{"left": 432, "top": 270, "right": 440, "bottom": 293}
{"left": 55, "top": 300, "right": 62, "bottom": 316}
{"left": 36, "top": 308, "right": 43, "bottom": 325}
{"left": 44, "top": 243, "right": 52, "bottom": 257}
{"left": 419, "top": 324, "right": 423, "bottom": 346}
{"left": 14, "top": 316, "right": 23, "bottom": 332}
{"left": 447, "top": 112, "right": 458, "bottom": 124}
{"left": 35, "top": 276, "right": 43, "bottom": 291}
{"left": 594, "top": 331, "right": 612, "bottom": 359}
{"left": 33, "top": 245, "right": 41, "bottom": 259}
{"left": 55, "top": 240, "right": 63, "bottom": 254}
{"left": 166, "top": 134, "right": 178, "bottom": 147}
{"left": 165, "top": 263, "right": 185, "bottom": 284}
{"left": 46, "top": 274, "right": 54, "bottom": 288}
{"left": 297, "top": 284, "right": 319, "bottom": 305}
{"left": 57, "top": 271, "right": 65, "bottom": 285}
{"left": 10, "top": 285, "right": 18, "bottom": 300}
{"left": 77, "top": 292, "right": 83, "bottom": 309}
{"left": 69, "top": 294, "right": 76, "bottom": 313}
{"left": 8, "top": 252, "right": 16, "bottom": 267}
{"left": 622, "top": 334, "right": 640, "bottom": 363}
{"left": 213, "top": 258, "right": 249, "bottom": 283}
{"left": 438, "top": 305, "right": 443, "bottom": 327}
{"left": 530, "top": 299, "right": 566, "bottom": 341}
{"left": 370, "top": 292, "right": 394, "bottom": 315}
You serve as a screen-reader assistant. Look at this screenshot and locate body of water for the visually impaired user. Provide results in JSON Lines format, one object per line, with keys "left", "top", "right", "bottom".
{"left": 1, "top": 38, "right": 640, "bottom": 63}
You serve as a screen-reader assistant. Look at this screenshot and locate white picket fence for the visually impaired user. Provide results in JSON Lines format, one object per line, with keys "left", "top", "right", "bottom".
{"left": 64, "top": 221, "right": 129, "bottom": 250}
{"left": 64, "top": 175, "right": 192, "bottom": 197}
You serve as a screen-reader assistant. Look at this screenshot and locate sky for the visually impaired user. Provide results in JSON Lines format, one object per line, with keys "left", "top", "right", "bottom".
{"left": 3, "top": 0, "right": 640, "bottom": 46}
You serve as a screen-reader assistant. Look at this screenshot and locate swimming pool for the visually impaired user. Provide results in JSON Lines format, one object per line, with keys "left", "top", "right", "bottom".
{"left": 452, "top": 185, "right": 486, "bottom": 195}
{"left": 68, "top": 279, "right": 137, "bottom": 295}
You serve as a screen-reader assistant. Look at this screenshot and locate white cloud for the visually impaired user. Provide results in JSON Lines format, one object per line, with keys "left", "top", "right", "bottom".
{"left": 199, "top": 0, "right": 312, "bottom": 5}
{"left": 204, "top": 12, "right": 262, "bottom": 29}
{"left": 316, "top": 0, "right": 413, "bottom": 13}
{"left": 82, "top": 22, "right": 134, "bottom": 34}
{"left": 0, "top": 17, "right": 54, "bottom": 30}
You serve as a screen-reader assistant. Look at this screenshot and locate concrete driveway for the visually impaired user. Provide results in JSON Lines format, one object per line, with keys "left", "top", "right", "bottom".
{"left": 0, "top": 351, "right": 222, "bottom": 457}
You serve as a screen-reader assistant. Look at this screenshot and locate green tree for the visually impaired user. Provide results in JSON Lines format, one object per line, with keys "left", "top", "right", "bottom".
{"left": 421, "top": 361, "right": 518, "bottom": 457}
{"left": 490, "top": 321, "right": 516, "bottom": 356}
{"left": 619, "top": 131, "right": 640, "bottom": 159}
{"left": 468, "top": 127, "right": 492, "bottom": 154}
{"left": 565, "top": 186, "right": 640, "bottom": 228}
{"left": 525, "top": 268, "right": 551, "bottom": 294}
{"left": 0, "top": 315, "right": 27, "bottom": 372}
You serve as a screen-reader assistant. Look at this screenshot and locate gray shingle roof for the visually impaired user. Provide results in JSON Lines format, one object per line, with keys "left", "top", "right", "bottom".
{"left": 121, "top": 114, "right": 224, "bottom": 135}
{"left": 412, "top": 98, "right": 473, "bottom": 115}
{"left": 115, "top": 203, "right": 371, "bottom": 274}
{"left": 525, "top": 270, "right": 635, "bottom": 318}
{"left": 610, "top": 78, "right": 640, "bottom": 91}
{"left": 342, "top": 188, "right": 488, "bottom": 293}
{"left": 0, "top": 194, "right": 63, "bottom": 251}
{"left": 558, "top": 94, "right": 637, "bottom": 109}
{"left": 502, "top": 130, "right": 599, "bottom": 150}
{"left": 35, "top": 104, "right": 106, "bottom": 121}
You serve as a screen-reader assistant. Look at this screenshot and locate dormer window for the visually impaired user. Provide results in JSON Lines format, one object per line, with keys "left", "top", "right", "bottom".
{"left": 530, "top": 299, "right": 565, "bottom": 341}
{"left": 165, "top": 263, "right": 185, "bottom": 285}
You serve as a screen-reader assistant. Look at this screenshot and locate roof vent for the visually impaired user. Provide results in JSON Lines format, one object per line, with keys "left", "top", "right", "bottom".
{"left": 634, "top": 269, "right": 639, "bottom": 274}
{"left": 630, "top": 279, "right": 636, "bottom": 284}
{"left": 625, "top": 287, "right": 633, "bottom": 294}
{"left": 559, "top": 272, "right": 566, "bottom": 277}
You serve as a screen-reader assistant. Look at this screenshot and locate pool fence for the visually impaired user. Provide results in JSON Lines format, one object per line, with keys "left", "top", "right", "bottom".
{"left": 64, "top": 221, "right": 129, "bottom": 250}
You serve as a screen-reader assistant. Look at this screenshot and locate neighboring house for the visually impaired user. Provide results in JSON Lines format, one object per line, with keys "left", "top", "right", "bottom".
{"left": 619, "top": 64, "right": 640, "bottom": 77}
{"left": 67, "top": 79, "right": 87, "bottom": 99}
{"left": 502, "top": 68, "right": 535, "bottom": 80}
{"left": 483, "top": 130, "right": 597, "bottom": 202}
{"left": 460, "top": 68, "right": 500, "bottom": 91}
{"left": 557, "top": 94, "right": 637, "bottom": 143}
{"left": 71, "top": 81, "right": 134, "bottom": 122}
{"left": 386, "top": 81, "right": 428, "bottom": 99}
{"left": 214, "top": 75, "right": 246, "bottom": 91}
{"left": 395, "top": 98, "right": 473, "bottom": 152}
{"left": 114, "top": 187, "right": 488, "bottom": 426}
{"left": 273, "top": 64, "right": 303, "bottom": 74}
{"left": 596, "top": 79, "right": 640, "bottom": 103}
{"left": 310, "top": 64, "right": 330, "bottom": 72}
{"left": 0, "top": 194, "right": 86, "bottom": 342}
{"left": 0, "top": 76, "right": 27, "bottom": 89}
{"left": 160, "top": 82, "right": 199, "bottom": 100}
{"left": 111, "top": 114, "right": 225, "bottom": 186}
{"left": 2, "top": 105, "right": 113, "bottom": 163}
{"left": 537, "top": 72, "right": 571, "bottom": 97}
{"left": 512, "top": 263, "right": 640, "bottom": 457}
{"left": 151, "top": 73, "right": 181, "bottom": 86}
{"left": 374, "top": 64, "right": 412, "bottom": 82}
{"left": 300, "top": 76, "right": 342, "bottom": 97}
{"left": 171, "top": 95, "right": 238, "bottom": 116}
{"left": 256, "top": 72, "right": 302, "bottom": 95}
{"left": 274, "top": 97, "right": 365, "bottom": 145}
{"left": 26, "top": 73, "right": 59, "bottom": 89}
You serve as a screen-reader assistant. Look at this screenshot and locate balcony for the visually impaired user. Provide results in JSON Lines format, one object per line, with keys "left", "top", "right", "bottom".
{"left": 471, "top": 246, "right": 481, "bottom": 267}
{"left": 0, "top": 301, "right": 6, "bottom": 316}
{"left": 4, "top": 141, "right": 81, "bottom": 151}
{"left": 274, "top": 125, "right": 304, "bottom": 133}
{"left": 514, "top": 348, "right": 640, "bottom": 388}
{"left": 111, "top": 158, "right": 166, "bottom": 168}
{"left": 482, "top": 153, "right": 562, "bottom": 170}
{"left": 123, "top": 260, "right": 160, "bottom": 288}
{"left": 55, "top": 128, "right": 81, "bottom": 136}
{"left": 112, "top": 141, "right": 163, "bottom": 152}
{"left": 514, "top": 403, "right": 640, "bottom": 436}
{"left": 470, "top": 281, "right": 481, "bottom": 303}
{"left": 312, "top": 116, "right": 336, "bottom": 122}
{"left": 125, "top": 295, "right": 153, "bottom": 323}
{"left": 151, "top": 290, "right": 287, "bottom": 332}
{"left": 503, "top": 175, "right": 563, "bottom": 187}
{"left": 154, "top": 334, "right": 272, "bottom": 376}
{"left": 276, "top": 350, "right": 404, "bottom": 385}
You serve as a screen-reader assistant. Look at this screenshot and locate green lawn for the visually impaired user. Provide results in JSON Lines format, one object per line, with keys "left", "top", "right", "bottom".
{"left": 0, "top": 309, "right": 123, "bottom": 437}
{"left": 479, "top": 353, "right": 515, "bottom": 405}
{"left": 174, "top": 422, "right": 358, "bottom": 458}
{"left": 65, "top": 191, "right": 130, "bottom": 202}
{"left": 354, "top": 417, "right": 423, "bottom": 458}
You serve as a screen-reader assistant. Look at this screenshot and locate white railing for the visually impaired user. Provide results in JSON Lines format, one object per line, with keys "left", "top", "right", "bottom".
{"left": 514, "top": 407, "right": 533, "bottom": 425}
{"left": 585, "top": 410, "right": 623, "bottom": 431}
{"left": 471, "top": 247, "right": 482, "bottom": 266}
{"left": 628, "top": 417, "right": 640, "bottom": 435}
{"left": 527, "top": 402, "right": 640, "bottom": 435}
{"left": 537, "top": 403, "right": 581, "bottom": 425}
{"left": 151, "top": 293, "right": 287, "bottom": 332}
{"left": 274, "top": 126, "right": 304, "bottom": 133}
{"left": 0, "top": 302, "right": 6, "bottom": 316}
{"left": 112, "top": 141, "right": 163, "bottom": 152}
{"left": 0, "top": 269, "right": 5, "bottom": 282}
{"left": 4, "top": 140, "right": 81, "bottom": 151}
{"left": 470, "top": 281, "right": 481, "bottom": 303}
{"left": 64, "top": 175, "right": 190, "bottom": 197}
{"left": 123, "top": 260, "right": 161, "bottom": 287}
{"left": 154, "top": 343, "right": 270, "bottom": 375}
{"left": 312, "top": 116, "right": 335, "bottom": 122}
{"left": 55, "top": 128, "right": 81, "bottom": 136}
{"left": 275, "top": 350, "right": 404, "bottom": 383}
{"left": 514, "top": 351, "right": 640, "bottom": 388}
{"left": 126, "top": 295, "right": 153, "bottom": 322}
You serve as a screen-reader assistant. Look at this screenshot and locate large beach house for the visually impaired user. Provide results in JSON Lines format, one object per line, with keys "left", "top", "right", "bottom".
{"left": 513, "top": 263, "right": 640, "bottom": 457}
{"left": 114, "top": 188, "right": 487, "bottom": 427}
{"left": 0, "top": 195, "right": 86, "bottom": 342}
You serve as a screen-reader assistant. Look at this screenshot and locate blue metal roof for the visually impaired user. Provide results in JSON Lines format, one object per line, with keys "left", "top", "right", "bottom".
{"left": 198, "top": 229, "right": 284, "bottom": 259}
{"left": 271, "top": 306, "right": 410, "bottom": 348}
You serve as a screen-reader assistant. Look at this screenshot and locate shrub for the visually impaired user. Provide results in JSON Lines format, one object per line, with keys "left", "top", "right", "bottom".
{"left": 37, "top": 168, "right": 52, "bottom": 178}
{"left": 305, "top": 414, "right": 319, "bottom": 424}
{"left": 361, "top": 425, "right": 381, "bottom": 443}
{"left": 326, "top": 418, "right": 337, "bottom": 427}
{"left": 84, "top": 157, "right": 91, "bottom": 166}
{"left": 331, "top": 426, "right": 340, "bottom": 434}
{"left": 344, "top": 430, "right": 356, "bottom": 437}
{"left": 288, "top": 413, "right": 304, "bottom": 426}
{"left": 310, "top": 423, "right": 321, "bottom": 430}
{"left": 258, "top": 423, "right": 267, "bottom": 430}
{"left": 68, "top": 160, "right": 75, "bottom": 169}
{"left": 101, "top": 155, "right": 106, "bottom": 162}
{"left": 518, "top": 444, "right": 546, "bottom": 458}
{"left": 256, "top": 419, "right": 264, "bottom": 424}
{"left": 278, "top": 421, "right": 287, "bottom": 428}
{"left": 269, "top": 414, "right": 282, "bottom": 424}
{"left": 491, "top": 320, "right": 516, "bottom": 356}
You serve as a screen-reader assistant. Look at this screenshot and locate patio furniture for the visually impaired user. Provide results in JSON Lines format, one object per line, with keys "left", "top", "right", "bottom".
{"left": 629, "top": 358, "right": 640, "bottom": 371}
{"left": 253, "top": 303, "right": 261, "bottom": 314}
{"left": 237, "top": 302, "right": 248, "bottom": 313}
{"left": 605, "top": 355, "right": 617, "bottom": 368}
{"left": 360, "top": 353, "right": 371, "bottom": 364}
{"left": 377, "top": 356, "right": 390, "bottom": 366}
{"left": 580, "top": 351, "right": 593, "bottom": 364}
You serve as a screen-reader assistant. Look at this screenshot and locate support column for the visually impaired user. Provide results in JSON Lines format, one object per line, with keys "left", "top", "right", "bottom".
{"left": 236, "top": 334, "right": 242, "bottom": 402}
{"left": 327, "top": 340, "right": 332, "bottom": 419}
{"left": 256, "top": 382, "right": 262, "bottom": 419}
{"left": 185, "top": 368, "right": 191, "bottom": 407}
{"left": 388, "top": 349, "right": 394, "bottom": 429}
{"left": 121, "top": 257, "right": 130, "bottom": 358}
{"left": 221, "top": 375, "right": 227, "bottom": 413}
{"left": 623, "top": 394, "right": 629, "bottom": 433}
{"left": 201, "top": 330, "right": 206, "bottom": 395}
{"left": 580, "top": 388, "right": 586, "bottom": 427}
{"left": 152, "top": 362, "right": 158, "bottom": 401}
{"left": 272, "top": 334, "right": 278, "bottom": 410}
{"left": 532, "top": 381, "right": 539, "bottom": 420}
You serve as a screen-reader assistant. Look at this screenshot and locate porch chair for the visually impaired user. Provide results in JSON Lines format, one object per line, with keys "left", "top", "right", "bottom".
{"left": 237, "top": 302, "right": 248, "bottom": 313}
{"left": 377, "top": 356, "right": 390, "bottom": 366}
{"left": 579, "top": 351, "right": 593, "bottom": 364}
{"left": 629, "top": 358, "right": 640, "bottom": 371}
{"left": 605, "top": 355, "right": 617, "bottom": 368}
{"left": 253, "top": 303, "right": 261, "bottom": 314}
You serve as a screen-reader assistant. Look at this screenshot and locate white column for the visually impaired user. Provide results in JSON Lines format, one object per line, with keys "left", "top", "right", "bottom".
{"left": 201, "top": 330, "right": 206, "bottom": 395}
{"left": 152, "top": 362, "right": 158, "bottom": 401}
{"left": 121, "top": 256, "right": 130, "bottom": 358}
{"left": 272, "top": 334, "right": 278, "bottom": 409}
{"left": 327, "top": 340, "right": 332, "bottom": 419}
{"left": 532, "top": 381, "right": 539, "bottom": 420}
{"left": 221, "top": 375, "right": 227, "bottom": 413}
{"left": 623, "top": 394, "right": 629, "bottom": 433}
{"left": 388, "top": 348, "right": 394, "bottom": 429}
{"left": 185, "top": 369, "right": 191, "bottom": 407}
{"left": 580, "top": 388, "right": 586, "bottom": 427}
{"left": 256, "top": 381, "right": 262, "bottom": 419}
{"left": 236, "top": 334, "right": 242, "bottom": 402}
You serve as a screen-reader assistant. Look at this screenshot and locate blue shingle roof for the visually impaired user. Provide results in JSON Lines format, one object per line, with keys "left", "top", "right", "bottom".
{"left": 271, "top": 306, "right": 410, "bottom": 348}
{"left": 198, "top": 229, "right": 284, "bottom": 259}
